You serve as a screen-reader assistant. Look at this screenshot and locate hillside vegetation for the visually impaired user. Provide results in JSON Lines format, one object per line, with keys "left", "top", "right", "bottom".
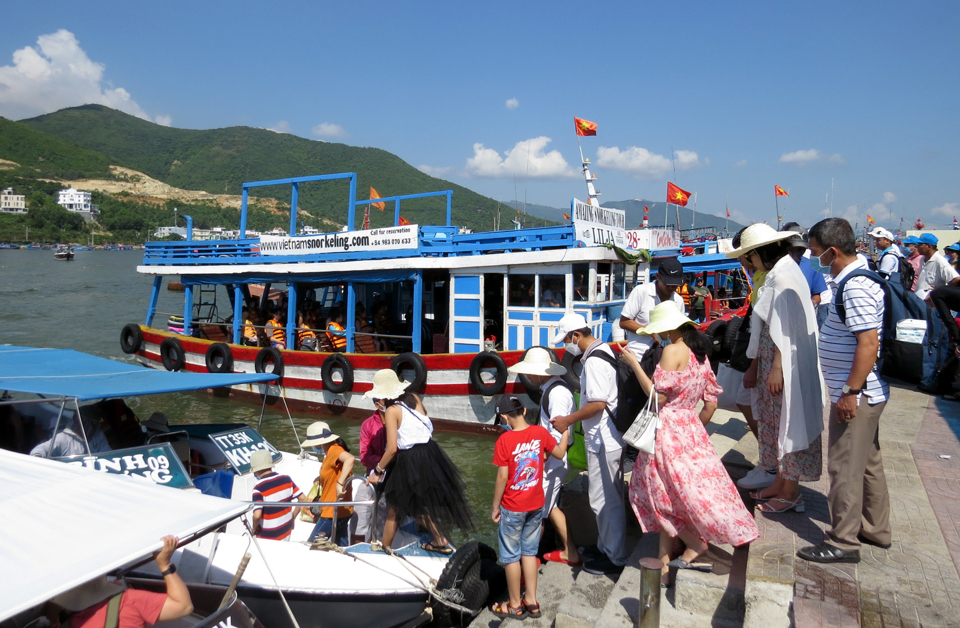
{"left": 0, "top": 116, "right": 114, "bottom": 180}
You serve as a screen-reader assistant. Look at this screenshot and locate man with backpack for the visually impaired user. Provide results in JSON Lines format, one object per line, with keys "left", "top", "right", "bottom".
{"left": 915, "top": 233, "right": 960, "bottom": 300}
{"left": 551, "top": 313, "right": 627, "bottom": 576}
{"left": 798, "top": 218, "right": 892, "bottom": 564}
{"left": 869, "top": 228, "right": 902, "bottom": 280}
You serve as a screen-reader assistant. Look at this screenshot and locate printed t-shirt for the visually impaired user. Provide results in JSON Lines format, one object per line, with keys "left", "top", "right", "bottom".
{"left": 319, "top": 443, "right": 354, "bottom": 519}
{"left": 72, "top": 589, "right": 165, "bottom": 628}
{"left": 252, "top": 471, "right": 303, "bottom": 541}
{"left": 493, "top": 425, "right": 557, "bottom": 513}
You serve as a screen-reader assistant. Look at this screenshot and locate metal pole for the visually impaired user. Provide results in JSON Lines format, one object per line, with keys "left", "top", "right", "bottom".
{"left": 637, "top": 557, "right": 663, "bottom": 628}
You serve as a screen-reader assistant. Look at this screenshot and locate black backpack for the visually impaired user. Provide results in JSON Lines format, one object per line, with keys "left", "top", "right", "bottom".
{"left": 586, "top": 345, "right": 662, "bottom": 433}
{"left": 879, "top": 251, "right": 916, "bottom": 292}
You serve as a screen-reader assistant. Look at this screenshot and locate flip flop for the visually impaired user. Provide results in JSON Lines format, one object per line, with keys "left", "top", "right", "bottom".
{"left": 421, "top": 542, "right": 454, "bottom": 555}
{"left": 543, "top": 550, "right": 583, "bottom": 566}
{"left": 524, "top": 602, "right": 542, "bottom": 618}
{"left": 666, "top": 558, "right": 713, "bottom": 572}
{"left": 490, "top": 601, "right": 527, "bottom": 619}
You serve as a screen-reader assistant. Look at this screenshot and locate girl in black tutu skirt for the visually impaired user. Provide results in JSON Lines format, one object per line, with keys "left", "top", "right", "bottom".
{"left": 365, "top": 369, "right": 474, "bottom": 552}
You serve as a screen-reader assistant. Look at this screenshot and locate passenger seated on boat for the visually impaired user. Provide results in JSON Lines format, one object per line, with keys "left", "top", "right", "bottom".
{"left": 265, "top": 310, "right": 286, "bottom": 349}
{"left": 250, "top": 450, "right": 308, "bottom": 541}
{"left": 242, "top": 308, "right": 259, "bottom": 346}
{"left": 97, "top": 399, "right": 144, "bottom": 450}
{"left": 140, "top": 412, "right": 169, "bottom": 441}
{"left": 30, "top": 410, "right": 110, "bottom": 458}
{"left": 542, "top": 280, "right": 565, "bottom": 307}
{"left": 297, "top": 312, "right": 318, "bottom": 351}
{"left": 326, "top": 307, "right": 347, "bottom": 351}
{"left": 354, "top": 303, "right": 378, "bottom": 353}
{"left": 49, "top": 535, "right": 194, "bottom": 628}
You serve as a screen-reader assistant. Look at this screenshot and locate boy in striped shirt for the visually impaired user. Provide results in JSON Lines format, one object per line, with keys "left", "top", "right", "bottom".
{"left": 250, "top": 449, "right": 306, "bottom": 541}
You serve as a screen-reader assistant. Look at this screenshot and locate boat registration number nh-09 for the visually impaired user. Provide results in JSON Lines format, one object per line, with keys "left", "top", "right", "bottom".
{"left": 58, "top": 443, "right": 193, "bottom": 488}
{"left": 209, "top": 427, "right": 282, "bottom": 475}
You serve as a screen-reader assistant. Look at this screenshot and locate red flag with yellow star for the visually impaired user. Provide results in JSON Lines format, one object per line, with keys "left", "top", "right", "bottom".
{"left": 667, "top": 182, "right": 691, "bottom": 206}
{"left": 574, "top": 117, "right": 597, "bottom": 137}
{"left": 398, "top": 216, "right": 410, "bottom": 226}
{"left": 775, "top": 185, "right": 789, "bottom": 197}
{"left": 370, "top": 187, "right": 386, "bottom": 211}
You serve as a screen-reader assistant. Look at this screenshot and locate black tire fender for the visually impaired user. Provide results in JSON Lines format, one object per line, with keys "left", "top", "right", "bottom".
{"left": 159, "top": 337, "right": 186, "bottom": 372}
{"left": 469, "top": 351, "right": 508, "bottom": 396}
{"left": 516, "top": 346, "right": 561, "bottom": 403}
{"left": 722, "top": 316, "right": 743, "bottom": 353}
{"left": 390, "top": 352, "right": 427, "bottom": 391}
{"left": 205, "top": 342, "right": 234, "bottom": 373}
{"left": 560, "top": 351, "right": 582, "bottom": 393}
{"left": 321, "top": 353, "right": 354, "bottom": 394}
{"left": 255, "top": 347, "right": 284, "bottom": 380}
{"left": 120, "top": 323, "right": 143, "bottom": 354}
{"left": 432, "top": 541, "right": 501, "bottom": 627}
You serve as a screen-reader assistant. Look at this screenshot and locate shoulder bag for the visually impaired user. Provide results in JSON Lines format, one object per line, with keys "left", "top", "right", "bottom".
{"left": 622, "top": 385, "right": 660, "bottom": 455}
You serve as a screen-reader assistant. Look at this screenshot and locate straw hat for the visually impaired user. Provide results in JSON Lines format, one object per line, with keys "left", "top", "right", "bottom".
{"left": 52, "top": 576, "right": 126, "bottom": 611}
{"left": 639, "top": 301, "right": 695, "bottom": 336}
{"left": 301, "top": 421, "right": 339, "bottom": 448}
{"left": 249, "top": 449, "right": 275, "bottom": 473}
{"left": 508, "top": 347, "right": 566, "bottom": 376}
{"left": 141, "top": 412, "right": 169, "bottom": 433}
{"left": 725, "top": 223, "right": 798, "bottom": 258}
{"left": 363, "top": 368, "right": 410, "bottom": 400}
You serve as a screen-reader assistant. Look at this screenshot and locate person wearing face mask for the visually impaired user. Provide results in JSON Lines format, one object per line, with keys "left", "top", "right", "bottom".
{"left": 900, "top": 236, "right": 923, "bottom": 291}
{"left": 552, "top": 314, "right": 627, "bottom": 576}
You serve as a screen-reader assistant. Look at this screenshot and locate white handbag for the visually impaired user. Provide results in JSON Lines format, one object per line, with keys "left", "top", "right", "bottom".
{"left": 622, "top": 387, "right": 660, "bottom": 454}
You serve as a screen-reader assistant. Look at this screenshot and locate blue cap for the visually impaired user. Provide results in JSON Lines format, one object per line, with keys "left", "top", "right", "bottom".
{"left": 946, "top": 242, "right": 960, "bottom": 252}
{"left": 902, "top": 235, "right": 920, "bottom": 245}
{"left": 919, "top": 233, "right": 939, "bottom": 245}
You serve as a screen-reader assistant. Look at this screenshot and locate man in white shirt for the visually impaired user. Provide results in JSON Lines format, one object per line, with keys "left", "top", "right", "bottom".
{"left": 619, "top": 257, "right": 686, "bottom": 361}
{"left": 868, "top": 227, "right": 901, "bottom": 279}
{"left": 799, "top": 218, "right": 891, "bottom": 565}
{"left": 552, "top": 313, "right": 626, "bottom": 576}
{"left": 914, "top": 233, "right": 960, "bottom": 300}
{"left": 30, "top": 412, "right": 111, "bottom": 458}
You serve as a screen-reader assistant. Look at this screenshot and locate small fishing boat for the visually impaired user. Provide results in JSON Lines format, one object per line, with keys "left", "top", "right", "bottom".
{"left": 54, "top": 245, "right": 75, "bottom": 261}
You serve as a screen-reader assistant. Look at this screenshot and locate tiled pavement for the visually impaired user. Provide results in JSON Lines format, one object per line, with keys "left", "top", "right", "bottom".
{"left": 735, "top": 383, "right": 960, "bottom": 627}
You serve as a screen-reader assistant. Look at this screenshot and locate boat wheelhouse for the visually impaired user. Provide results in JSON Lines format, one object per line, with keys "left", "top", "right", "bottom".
{"left": 125, "top": 171, "right": 638, "bottom": 430}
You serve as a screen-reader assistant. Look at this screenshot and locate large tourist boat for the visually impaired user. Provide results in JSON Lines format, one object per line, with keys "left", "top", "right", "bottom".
{"left": 121, "top": 164, "right": 643, "bottom": 430}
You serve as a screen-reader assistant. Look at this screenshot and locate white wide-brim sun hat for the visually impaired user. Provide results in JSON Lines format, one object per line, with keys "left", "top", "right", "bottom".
{"left": 301, "top": 420, "right": 340, "bottom": 448}
{"left": 363, "top": 368, "right": 411, "bottom": 400}
{"left": 508, "top": 347, "right": 567, "bottom": 376}
{"left": 725, "top": 223, "right": 799, "bottom": 258}
{"left": 639, "top": 301, "right": 696, "bottom": 336}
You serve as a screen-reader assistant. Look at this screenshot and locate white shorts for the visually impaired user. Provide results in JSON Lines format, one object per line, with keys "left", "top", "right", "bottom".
{"left": 542, "top": 461, "right": 568, "bottom": 517}
{"left": 735, "top": 378, "right": 756, "bottom": 407}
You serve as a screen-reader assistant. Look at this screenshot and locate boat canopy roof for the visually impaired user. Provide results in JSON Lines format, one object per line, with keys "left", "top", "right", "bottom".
{"left": 0, "top": 449, "right": 249, "bottom": 621}
{"left": 0, "top": 346, "right": 277, "bottom": 401}
{"left": 666, "top": 252, "right": 743, "bottom": 274}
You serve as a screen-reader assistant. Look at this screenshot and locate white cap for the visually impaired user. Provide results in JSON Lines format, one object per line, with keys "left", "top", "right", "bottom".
{"left": 552, "top": 313, "right": 589, "bottom": 345}
{"left": 868, "top": 227, "right": 895, "bottom": 240}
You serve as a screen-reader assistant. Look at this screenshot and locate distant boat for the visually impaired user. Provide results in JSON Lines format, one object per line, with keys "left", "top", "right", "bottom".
{"left": 54, "top": 246, "right": 75, "bottom": 261}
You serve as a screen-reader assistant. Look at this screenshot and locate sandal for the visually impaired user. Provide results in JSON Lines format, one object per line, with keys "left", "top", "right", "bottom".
{"left": 749, "top": 487, "right": 777, "bottom": 501}
{"left": 757, "top": 496, "right": 805, "bottom": 513}
{"left": 524, "top": 602, "right": 542, "bottom": 618}
{"left": 421, "top": 542, "right": 454, "bottom": 555}
{"left": 491, "top": 601, "right": 527, "bottom": 619}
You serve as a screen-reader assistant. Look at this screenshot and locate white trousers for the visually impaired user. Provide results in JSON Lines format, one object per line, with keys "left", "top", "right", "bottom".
{"left": 587, "top": 443, "right": 628, "bottom": 566}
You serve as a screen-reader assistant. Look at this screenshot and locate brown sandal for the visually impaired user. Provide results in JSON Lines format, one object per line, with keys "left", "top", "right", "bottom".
{"left": 491, "top": 601, "right": 527, "bottom": 619}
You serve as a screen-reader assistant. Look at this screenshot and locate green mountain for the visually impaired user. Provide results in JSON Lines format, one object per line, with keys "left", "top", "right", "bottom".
{"left": 0, "top": 115, "right": 114, "bottom": 180}
{"left": 18, "top": 105, "right": 550, "bottom": 232}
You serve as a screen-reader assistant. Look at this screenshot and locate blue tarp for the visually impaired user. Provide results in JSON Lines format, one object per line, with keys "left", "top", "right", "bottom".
{"left": 652, "top": 252, "right": 741, "bottom": 275}
{"left": 0, "top": 346, "right": 277, "bottom": 401}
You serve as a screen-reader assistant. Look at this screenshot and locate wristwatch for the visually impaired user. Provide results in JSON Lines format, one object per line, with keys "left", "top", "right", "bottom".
{"left": 841, "top": 384, "right": 862, "bottom": 395}
{"left": 160, "top": 564, "right": 177, "bottom": 577}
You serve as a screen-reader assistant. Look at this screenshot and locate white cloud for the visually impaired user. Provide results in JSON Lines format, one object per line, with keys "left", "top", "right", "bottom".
{"left": 932, "top": 202, "right": 960, "bottom": 217}
{"left": 779, "top": 149, "right": 845, "bottom": 166}
{"left": 505, "top": 98, "right": 519, "bottom": 110}
{"left": 418, "top": 164, "right": 453, "bottom": 178}
{"left": 841, "top": 202, "right": 897, "bottom": 227}
{"left": 312, "top": 122, "right": 347, "bottom": 138}
{"left": 733, "top": 159, "right": 748, "bottom": 167}
{"left": 465, "top": 137, "right": 577, "bottom": 178}
{"left": 883, "top": 191, "right": 897, "bottom": 203}
{"left": 595, "top": 146, "right": 703, "bottom": 179}
{"left": 154, "top": 114, "right": 172, "bottom": 127}
{"left": 268, "top": 121, "right": 293, "bottom": 134}
{"left": 0, "top": 29, "right": 156, "bottom": 121}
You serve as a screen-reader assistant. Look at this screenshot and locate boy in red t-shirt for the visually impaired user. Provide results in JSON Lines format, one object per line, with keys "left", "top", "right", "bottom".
{"left": 490, "top": 394, "right": 569, "bottom": 619}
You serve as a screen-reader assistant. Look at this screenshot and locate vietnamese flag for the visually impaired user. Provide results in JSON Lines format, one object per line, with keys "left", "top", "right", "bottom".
{"left": 562, "top": 213, "right": 571, "bottom": 220}
{"left": 867, "top": 215, "right": 875, "bottom": 225}
{"left": 667, "top": 182, "right": 691, "bottom": 206}
{"left": 398, "top": 216, "right": 410, "bottom": 226}
{"left": 574, "top": 117, "right": 597, "bottom": 137}
{"left": 370, "top": 187, "right": 386, "bottom": 211}
{"left": 775, "top": 185, "right": 789, "bottom": 197}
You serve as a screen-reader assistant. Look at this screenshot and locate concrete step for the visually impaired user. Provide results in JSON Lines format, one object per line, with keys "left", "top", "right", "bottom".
{"left": 553, "top": 568, "right": 618, "bottom": 628}
{"left": 469, "top": 560, "right": 579, "bottom": 628}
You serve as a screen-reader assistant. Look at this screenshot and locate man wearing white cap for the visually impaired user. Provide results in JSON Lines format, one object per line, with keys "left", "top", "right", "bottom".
{"left": 551, "top": 314, "right": 627, "bottom": 575}
{"left": 867, "top": 227, "right": 901, "bottom": 280}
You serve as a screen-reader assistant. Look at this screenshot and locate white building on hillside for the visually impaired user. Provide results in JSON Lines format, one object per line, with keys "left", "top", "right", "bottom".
{"left": 154, "top": 226, "right": 187, "bottom": 239}
{"left": 0, "top": 188, "right": 26, "bottom": 213}
{"left": 57, "top": 188, "right": 100, "bottom": 214}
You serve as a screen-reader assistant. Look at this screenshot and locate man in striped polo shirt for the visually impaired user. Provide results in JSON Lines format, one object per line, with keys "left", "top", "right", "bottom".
{"left": 250, "top": 449, "right": 306, "bottom": 541}
{"left": 798, "top": 218, "right": 892, "bottom": 564}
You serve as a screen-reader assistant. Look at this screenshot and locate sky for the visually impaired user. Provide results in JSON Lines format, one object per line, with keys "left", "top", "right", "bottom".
{"left": 0, "top": 1, "right": 958, "bottom": 232}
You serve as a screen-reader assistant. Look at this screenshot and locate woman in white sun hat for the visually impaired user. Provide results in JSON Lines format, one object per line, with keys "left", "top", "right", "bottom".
{"left": 364, "top": 369, "right": 473, "bottom": 553}
{"left": 621, "top": 300, "right": 759, "bottom": 587}
{"left": 726, "top": 223, "right": 827, "bottom": 514}
{"left": 508, "top": 347, "right": 580, "bottom": 566}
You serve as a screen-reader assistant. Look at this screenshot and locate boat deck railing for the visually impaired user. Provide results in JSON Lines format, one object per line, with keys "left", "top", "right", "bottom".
{"left": 141, "top": 224, "right": 578, "bottom": 266}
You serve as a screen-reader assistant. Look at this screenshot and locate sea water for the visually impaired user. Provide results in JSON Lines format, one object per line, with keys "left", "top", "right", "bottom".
{"left": 0, "top": 249, "right": 499, "bottom": 548}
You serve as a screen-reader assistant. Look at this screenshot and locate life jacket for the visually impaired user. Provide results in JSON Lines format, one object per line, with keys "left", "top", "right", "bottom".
{"left": 266, "top": 319, "right": 285, "bottom": 342}
{"left": 327, "top": 321, "right": 346, "bottom": 350}
{"left": 243, "top": 319, "right": 257, "bottom": 341}
{"left": 298, "top": 327, "right": 317, "bottom": 342}
{"left": 680, "top": 283, "right": 691, "bottom": 309}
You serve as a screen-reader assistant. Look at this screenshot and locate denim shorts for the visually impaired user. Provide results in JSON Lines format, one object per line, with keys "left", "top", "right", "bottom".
{"left": 498, "top": 507, "right": 543, "bottom": 564}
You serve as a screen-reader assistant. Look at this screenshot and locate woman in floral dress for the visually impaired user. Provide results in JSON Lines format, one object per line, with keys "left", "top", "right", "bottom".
{"left": 622, "top": 301, "right": 759, "bottom": 586}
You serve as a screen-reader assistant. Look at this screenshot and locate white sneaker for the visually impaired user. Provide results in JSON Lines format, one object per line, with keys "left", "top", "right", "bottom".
{"left": 737, "top": 466, "right": 777, "bottom": 489}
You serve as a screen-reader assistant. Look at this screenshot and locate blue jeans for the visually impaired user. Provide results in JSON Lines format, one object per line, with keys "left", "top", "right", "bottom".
{"left": 309, "top": 516, "right": 350, "bottom": 546}
{"left": 497, "top": 507, "right": 543, "bottom": 564}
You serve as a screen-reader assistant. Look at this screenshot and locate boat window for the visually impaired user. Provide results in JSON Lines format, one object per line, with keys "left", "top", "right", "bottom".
{"left": 613, "top": 264, "right": 626, "bottom": 299}
{"left": 540, "top": 275, "right": 565, "bottom": 308}
{"left": 509, "top": 274, "right": 536, "bottom": 307}
{"left": 596, "top": 263, "right": 611, "bottom": 302}
{"left": 573, "top": 263, "right": 589, "bottom": 302}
